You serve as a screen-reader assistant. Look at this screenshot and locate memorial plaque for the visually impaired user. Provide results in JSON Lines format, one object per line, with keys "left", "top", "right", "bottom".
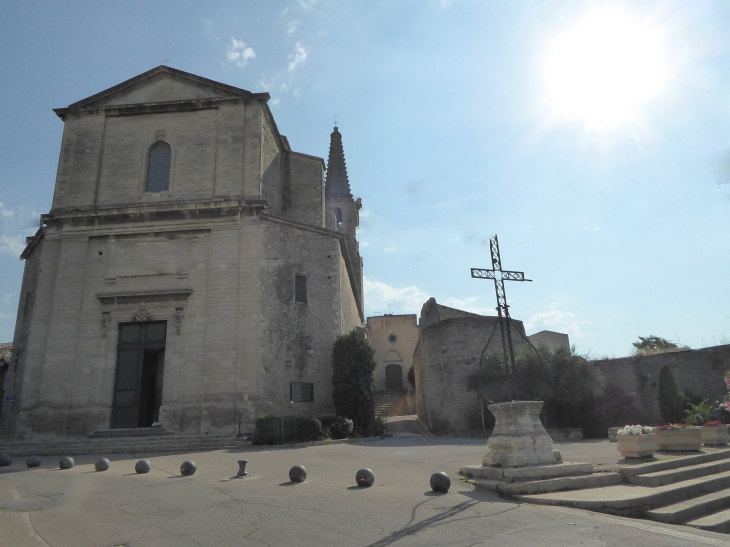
{"left": 290, "top": 382, "right": 314, "bottom": 402}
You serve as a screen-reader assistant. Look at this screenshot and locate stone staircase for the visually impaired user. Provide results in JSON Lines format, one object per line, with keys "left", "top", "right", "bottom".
{"left": 517, "top": 449, "right": 730, "bottom": 534}
{"left": 0, "top": 432, "right": 251, "bottom": 457}
{"left": 373, "top": 389, "right": 410, "bottom": 416}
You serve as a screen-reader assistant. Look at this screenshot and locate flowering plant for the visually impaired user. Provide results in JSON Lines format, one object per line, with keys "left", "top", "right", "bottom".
{"left": 656, "top": 423, "right": 697, "bottom": 430}
{"left": 703, "top": 420, "right": 726, "bottom": 426}
{"left": 616, "top": 425, "right": 653, "bottom": 435}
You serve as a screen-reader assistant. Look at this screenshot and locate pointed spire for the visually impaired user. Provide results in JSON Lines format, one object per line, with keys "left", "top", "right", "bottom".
{"left": 325, "top": 126, "right": 352, "bottom": 198}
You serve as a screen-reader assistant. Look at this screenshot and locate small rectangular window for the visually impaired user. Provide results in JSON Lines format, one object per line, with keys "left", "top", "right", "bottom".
{"left": 295, "top": 275, "right": 307, "bottom": 303}
{"left": 290, "top": 382, "right": 314, "bottom": 402}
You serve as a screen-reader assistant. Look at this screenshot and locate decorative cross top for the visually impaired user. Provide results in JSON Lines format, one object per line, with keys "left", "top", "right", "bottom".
{"left": 471, "top": 235, "right": 531, "bottom": 400}
{"left": 333, "top": 114, "right": 338, "bottom": 127}
{"left": 162, "top": 57, "right": 172, "bottom": 66}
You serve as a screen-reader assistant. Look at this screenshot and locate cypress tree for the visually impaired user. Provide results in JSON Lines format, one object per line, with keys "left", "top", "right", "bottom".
{"left": 331, "top": 330, "right": 376, "bottom": 433}
{"left": 658, "top": 364, "right": 683, "bottom": 423}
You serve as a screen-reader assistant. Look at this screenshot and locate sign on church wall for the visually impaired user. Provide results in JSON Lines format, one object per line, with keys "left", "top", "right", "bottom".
{"left": 290, "top": 382, "right": 314, "bottom": 403}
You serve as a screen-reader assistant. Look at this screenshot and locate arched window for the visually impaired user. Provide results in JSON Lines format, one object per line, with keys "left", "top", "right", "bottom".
{"left": 145, "top": 141, "right": 171, "bottom": 193}
{"left": 334, "top": 207, "right": 343, "bottom": 227}
{"left": 385, "top": 364, "right": 404, "bottom": 390}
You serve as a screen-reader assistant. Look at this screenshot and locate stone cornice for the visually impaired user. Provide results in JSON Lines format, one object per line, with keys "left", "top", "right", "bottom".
{"left": 43, "top": 198, "right": 268, "bottom": 229}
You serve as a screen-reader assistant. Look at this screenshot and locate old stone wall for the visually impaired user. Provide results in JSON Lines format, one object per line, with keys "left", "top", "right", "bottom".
{"left": 594, "top": 344, "right": 730, "bottom": 425}
{"left": 288, "top": 152, "right": 326, "bottom": 227}
{"left": 414, "top": 315, "right": 525, "bottom": 434}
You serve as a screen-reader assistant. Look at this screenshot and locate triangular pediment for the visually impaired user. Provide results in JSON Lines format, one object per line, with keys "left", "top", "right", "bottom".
{"left": 63, "top": 66, "right": 268, "bottom": 111}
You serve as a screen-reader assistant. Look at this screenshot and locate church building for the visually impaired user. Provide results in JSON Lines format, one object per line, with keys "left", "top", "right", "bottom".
{"left": 1, "top": 66, "right": 364, "bottom": 440}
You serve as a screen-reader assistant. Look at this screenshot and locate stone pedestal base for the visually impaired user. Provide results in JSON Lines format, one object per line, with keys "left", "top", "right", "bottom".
{"left": 482, "top": 401, "right": 561, "bottom": 467}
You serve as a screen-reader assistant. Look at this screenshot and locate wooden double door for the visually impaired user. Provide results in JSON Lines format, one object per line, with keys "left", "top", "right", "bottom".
{"left": 110, "top": 321, "right": 166, "bottom": 429}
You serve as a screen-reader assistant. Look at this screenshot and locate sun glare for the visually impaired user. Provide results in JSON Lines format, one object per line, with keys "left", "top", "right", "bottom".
{"left": 543, "top": 6, "right": 669, "bottom": 130}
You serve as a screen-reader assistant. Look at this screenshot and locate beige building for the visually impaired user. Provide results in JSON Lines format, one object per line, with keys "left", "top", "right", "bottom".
{"left": 1, "top": 66, "right": 364, "bottom": 440}
{"left": 367, "top": 314, "right": 419, "bottom": 416}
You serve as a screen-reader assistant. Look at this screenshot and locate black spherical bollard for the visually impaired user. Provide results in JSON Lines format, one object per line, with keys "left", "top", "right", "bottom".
{"left": 95, "top": 458, "right": 110, "bottom": 472}
{"left": 289, "top": 464, "right": 307, "bottom": 483}
{"left": 0, "top": 454, "right": 12, "bottom": 467}
{"left": 180, "top": 461, "right": 197, "bottom": 476}
{"left": 135, "top": 459, "right": 151, "bottom": 474}
{"left": 356, "top": 468, "right": 375, "bottom": 487}
{"left": 26, "top": 455, "right": 41, "bottom": 468}
{"left": 430, "top": 472, "right": 451, "bottom": 493}
{"left": 59, "top": 456, "right": 74, "bottom": 470}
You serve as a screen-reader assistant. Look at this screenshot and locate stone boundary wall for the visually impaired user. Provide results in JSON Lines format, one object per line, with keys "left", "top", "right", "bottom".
{"left": 594, "top": 344, "right": 730, "bottom": 425}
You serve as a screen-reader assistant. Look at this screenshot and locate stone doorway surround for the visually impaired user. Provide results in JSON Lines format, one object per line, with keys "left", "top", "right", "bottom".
{"left": 95, "top": 288, "right": 191, "bottom": 434}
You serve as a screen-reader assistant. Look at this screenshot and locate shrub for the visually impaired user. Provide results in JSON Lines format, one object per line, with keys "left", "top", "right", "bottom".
{"left": 255, "top": 414, "right": 282, "bottom": 445}
{"left": 295, "top": 416, "right": 323, "bottom": 442}
{"left": 407, "top": 364, "right": 415, "bottom": 387}
{"left": 598, "top": 383, "right": 641, "bottom": 428}
{"left": 658, "top": 365, "right": 684, "bottom": 423}
{"left": 254, "top": 415, "right": 324, "bottom": 445}
{"left": 318, "top": 415, "right": 354, "bottom": 439}
{"left": 684, "top": 400, "right": 711, "bottom": 426}
{"left": 468, "top": 343, "right": 607, "bottom": 437}
{"left": 332, "top": 330, "right": 377, "bottom": 434}
{"left": 372, "top": 414, "right": 386, "bottom": 437}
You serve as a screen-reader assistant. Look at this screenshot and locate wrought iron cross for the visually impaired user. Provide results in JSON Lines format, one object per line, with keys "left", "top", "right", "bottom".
{"left": 471, "top": 235, "right": 531, "bottom": 399}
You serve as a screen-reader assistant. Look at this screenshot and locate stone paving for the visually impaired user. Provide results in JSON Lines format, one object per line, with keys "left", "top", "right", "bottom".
{"left": 3, "top": 434, "right": 730, "bottom": 546}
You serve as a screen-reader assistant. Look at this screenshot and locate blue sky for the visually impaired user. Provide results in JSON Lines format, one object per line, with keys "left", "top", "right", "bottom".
{"left": 1, "top": 0, "right": 728, "bottom": 357}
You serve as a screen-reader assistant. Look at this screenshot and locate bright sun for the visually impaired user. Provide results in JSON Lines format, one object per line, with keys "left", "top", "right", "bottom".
{"left": 543, "top": 6, "right": 669, "bottom": 130}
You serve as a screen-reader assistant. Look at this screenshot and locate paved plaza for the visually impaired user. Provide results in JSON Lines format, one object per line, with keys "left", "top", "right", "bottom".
{"left": 3, "top": 432, "right": 730, "bottom": 547}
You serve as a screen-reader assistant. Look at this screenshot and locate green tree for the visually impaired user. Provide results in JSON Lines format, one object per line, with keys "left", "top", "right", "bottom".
{"left": 468, "top": 344, "right": 607, "bottom": 437}
{"left": 331, "top": 330, "right": 376, "bottom": 434}
{"left": 407, "top": 364, "right": 415, "bottom": 388}
{"left": 632, "top": 335, "right": 688, "bottom": 356}
{"left": 658, "top": 364, "right": 684, "bottom": 423}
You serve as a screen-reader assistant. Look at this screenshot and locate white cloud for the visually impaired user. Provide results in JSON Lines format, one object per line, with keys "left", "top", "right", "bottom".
{"left": 384, "top": 246, "right": 396, "bottom": 253}
{"left": 525, "top": 304, "right": 588, "bottom": 336}
{"left": 288, "top": 42, "right": 307, "bottom": 72}
{"left": 0, "top": 202, "right": 38, "bottom": 257}
{"left": 441, "top": 296, "right": 494, "bottom": 316}
{"left": 287, "top": 20, "right": 301, "bottom": 35}
{"left": 364, "top": 278, "right": 430, "bottom": 316}
{"left": 0, "top": 235, "right": 26, "bottom": 256}
{"left": 227, "top": 38, "right": 256, "bottom": 68}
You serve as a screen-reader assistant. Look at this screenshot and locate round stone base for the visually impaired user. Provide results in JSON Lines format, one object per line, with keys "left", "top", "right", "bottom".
{"left": 482, "top": 401, "right": 562, "bottom": 468}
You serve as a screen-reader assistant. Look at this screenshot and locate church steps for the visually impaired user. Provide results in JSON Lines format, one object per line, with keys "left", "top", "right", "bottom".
{"left": 619, "top": 449, "right": 730, "bottom": 480}
{"left": 0, "top": 436, "right": 252, "bottom": 456}
{"left": 518, "top": 469, "right": 730, "bottom": 515}
{"left": 686, "top": 507, "right": 730, "bottom": 533}
{"left": 629, "top": 458, "right": 730, "bottom": 487}
{"left": 646, "top": 488, "right": 730, "bottom": 524}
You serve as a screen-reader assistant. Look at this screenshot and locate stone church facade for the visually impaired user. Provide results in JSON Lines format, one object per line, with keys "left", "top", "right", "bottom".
{"left": 2, "top": 66, "right": 364, "bottom": 440}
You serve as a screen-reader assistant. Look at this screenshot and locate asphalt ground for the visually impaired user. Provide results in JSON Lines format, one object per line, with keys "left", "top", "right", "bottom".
{"left": 3, "top": 435, "right": 730, "bottom": 547}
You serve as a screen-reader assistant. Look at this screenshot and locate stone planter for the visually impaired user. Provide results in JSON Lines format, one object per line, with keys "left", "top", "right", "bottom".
{"left": 656, "top": 428, "right": 702, "bottom": 451}
{"left": 483, "top": 401, "right": 562, "bottom": 468}
{"left": 702, "top": 425, "right": 730, "bottom": 446}
{"left": 616, "top": 433, "right": 656, "bottom": 458}
{"left": 608, "top": 427, "right": 619, "bottom": 442}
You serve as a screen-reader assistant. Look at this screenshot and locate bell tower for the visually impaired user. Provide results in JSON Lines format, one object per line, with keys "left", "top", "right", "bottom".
{"left": 325, "top": 125, "right": 363, "bottom": 311}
